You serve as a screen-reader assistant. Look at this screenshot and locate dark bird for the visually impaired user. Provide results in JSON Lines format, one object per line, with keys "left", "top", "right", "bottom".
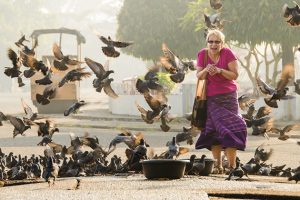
{"left": 94, "top": 77, "right": 118, "bottom": 99}
{"left": 288, "top": 171, "right": 300, "bottom": 183}
{"left": 35, "top": 59, "right": 54, "bottom": 85}
{"left": 35, "top": 120, "right": 59, "bottom": 138}
{"left": 164, "top": 136, "right": 189, "bottom": 159}
{"left": 225, "top": 159, "right": 247, "bottom": 180}
{"left": 15, "top": 34, "right": 29, "bottom": 47}
{"left": 85, "top": 57, "right": 114, "bottom": 82}
{"left": 4, "top": 48, "right": 21, "bottom": 78}
{"left": 204, "top": 13, "right": 222, "bottom": 29}
{"left": 144, "top": 91, "right": 168, "bottom": 120}
{"left": 282, "top": 2, "right": 300, "bottom": 26}
{"left": 135, "top": 101, "right": 156, "bottom": 124}
{"left": 37, "top": 137, "right": 63, "bottom": 154}
{"left": 238, "top": 94, "right": 256, "bottom": 111}
{"left": 255, "top": 106, "right": 272, "bottom": 119}
{"left": 258, "top": 164, "right": 272, "bottom": 176}
{"left": 0, "top": 112, "right": 8, "bottom": 126}
{"left": 294, "top": 79, "right": 300, "bottom": 95}
{"left": 21, "top": 98, "right": 38, "bottom": 124}
{"left": 160, "top": 104, "right": 173, "bottom": 132}
{"left": 281, "top": 167, "right": 293, "bottom": 177}
{"left": 210, "top": 0, "right": 223, "bottom": 10}
{"left": 136, "top": 78, "right": 163, "bottom": 93}
{"left": 160, "top": 43, "right": 192, "bottom": 83}
{"left": 8, "top": 116, "right": 31, "bottom": 138}
{"left": 188, "top": 154, "right": 206, "bottom": 175}
{"left": 108, "top": 130, "right": 145, "bottom": 154}
{"left": 17, "top": 77, "right": 25, "bottom": 87}
{"left": 256, "top": 64, "right": 294, "bottom": 108}
{"left": 254, "top": 145, "right": 273, "bottom": 163}
{"left": 20, "top": 51, "right": 48, "bottom": 76}
{"left": 99, "top": 36, "right": 133, "bottom": 57}
{"left": 36, "top": 85, "right": 57, "bottom": 105}
{"left": 43, "top": 153, "right": 59, "bottom": 186}
{"left": 64, "top": 100, "right": 86, "bottom": 116}
{"left": 172, "top": 128, "right": 195, "bottom": 145}
{"left": 241, "top": 158, "right": 261, "bottom": 175}
{"left": 270, "top": 164, "right": 286, "bottom": 176}
{"left": 58, "top": 67, "right": 91, "bottom": 87}
{"left": 269, "top": 124, "right": 299, "bottom": 141}
{"left": 53, "top": 43, "right": 83, "bottom": 71}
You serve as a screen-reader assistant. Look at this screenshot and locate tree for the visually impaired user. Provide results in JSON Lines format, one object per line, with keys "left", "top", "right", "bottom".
{"left": 184, "top": 0, "right": 300, "bottom": 90}
{"left": 116, "top": 0, "right": 203, "bottom": 62}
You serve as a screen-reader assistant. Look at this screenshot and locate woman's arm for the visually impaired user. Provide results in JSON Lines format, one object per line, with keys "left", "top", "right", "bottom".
{"left": 217, "top": 60, "right": 239, "bottom": 80}
{"left": 196, "top": 67, "right": 209, "bottom": 80}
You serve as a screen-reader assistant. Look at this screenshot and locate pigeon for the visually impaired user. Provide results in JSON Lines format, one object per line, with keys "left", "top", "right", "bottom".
{"left": 35, "top": 120, "right": 59, "bottom": 138}
{"left": 282, "top": 2, "right": 300, "bottom": 26}
{"left": 268, "top": 124, "right": 299, "bottom": 141}
{"left": 35, "top": 59, "right": 54, "bottom": 85}
{"left": 172, "top": 128, "right": 194, "bottom": 145}
{"left": 288, "top": 172, "right": 300, "bottom": 183}
{"left": 225, "top": 159, "right": 247, "bottom": 180}
{"left": 98, "top": 78, "right": 119, "bottom": 99}
{"left": 98, "top": 36, "right": 133, "bottom": 57}
{"left": 58, "top": 67, "right": 91, "bottom": 87}
{"left": 164, "top": 136, "right": 189, "bottom": 159}
{"left": 36, "top": 85, "right": 57, "bottom": 105}
{"left": 241, "top": 158, "right": 261, "bottom": 175}
{"left": 21, "top": 98, "right": 38, "bottom": 123}
{"left": 160, "top": 43, "right": 191, "bottom": 83}
{"left": 256, "top": 64, "right": 294, "bottom": 108}
{"left": 254, "top": 145, "right": 273, "bottom": 163}
{"left": 257, "top": 164, "right": 272, "bottom": 176}
{"left": 135, "top": 78, "right": 163, "bottom": 93}
{"left": 238, "top": 94, "right": 256, "bottom": 111}
{"left": 159, "top": 104, "right": 174, "bottom": 132}
{"left": 0, "top": 112, "right": 8, "bottom": 126}
{"left": 4, "top": 48, "right": 21, "bottom": 78}
{"left": 20, "top": 51, "right": 48, "bottom": 76}
{"left": 8, "top": 116, "right": 31, "bottom": 138}
{"left": 64, "top": 100, "right": 86, "bottom": 116}
{"left": 15, "top": 34, "right": 29, "bottom": 47}
{"left": 53, "top": 43, "right": 83, "bottom": 71}
{"left": 188, "top": 154, "right": 206, "bottom": 175}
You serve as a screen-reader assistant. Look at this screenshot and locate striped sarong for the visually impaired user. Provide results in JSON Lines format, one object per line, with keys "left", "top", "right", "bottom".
{"left": 195, "top": 91, "right": 247, "bottom": 151}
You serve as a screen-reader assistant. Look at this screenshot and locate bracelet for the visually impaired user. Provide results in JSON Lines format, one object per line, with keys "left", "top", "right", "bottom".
{"left": 219, "top": 69, "right": 223, "bottom": 74}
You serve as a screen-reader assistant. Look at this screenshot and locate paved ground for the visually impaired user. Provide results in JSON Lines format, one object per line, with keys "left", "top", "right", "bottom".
{"left": 1, "top": 92, "right": 300, "bottom": 199}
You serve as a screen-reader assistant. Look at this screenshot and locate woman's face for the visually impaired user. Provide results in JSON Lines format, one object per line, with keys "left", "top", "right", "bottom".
{"left": 207, "top": 34, "right": 223, "bottom": 55}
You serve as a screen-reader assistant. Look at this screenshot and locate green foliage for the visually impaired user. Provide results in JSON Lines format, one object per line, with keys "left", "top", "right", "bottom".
{"left": 156, "top": 72, "right": 176, "bottom": 93}
{"left": 117, "top": 0, "right": 203, "bottom": 61}
{"left": 221, "top": 0, "right": 300, "bottom": 46}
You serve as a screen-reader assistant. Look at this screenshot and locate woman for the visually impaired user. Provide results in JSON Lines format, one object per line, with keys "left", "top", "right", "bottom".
{"left": 195, "top": 29, "right": 247, "bottom": 174}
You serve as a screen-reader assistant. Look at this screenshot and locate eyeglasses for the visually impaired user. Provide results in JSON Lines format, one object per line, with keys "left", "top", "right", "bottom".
{"left": 207, "top": 40, "right": 221, "bottom": 44}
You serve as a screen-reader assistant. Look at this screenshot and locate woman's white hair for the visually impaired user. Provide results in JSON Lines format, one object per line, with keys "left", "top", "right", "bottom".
{"left": 206, "top": 29, "right": 225, "bottom": 43}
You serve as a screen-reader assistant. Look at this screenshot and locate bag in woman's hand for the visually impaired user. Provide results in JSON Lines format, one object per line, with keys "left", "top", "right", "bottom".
{"left": 190, "top": 79, "right": 207, "bottom": 130}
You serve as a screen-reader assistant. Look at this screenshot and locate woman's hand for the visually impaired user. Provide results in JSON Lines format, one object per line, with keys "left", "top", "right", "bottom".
{"left": 206, "top": 64, "right": 219, "bottom": 76}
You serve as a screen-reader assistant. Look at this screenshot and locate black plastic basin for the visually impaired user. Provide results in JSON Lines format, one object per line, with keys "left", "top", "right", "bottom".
{"left": 141, "top": 159, "right": 189, "bottom": 179}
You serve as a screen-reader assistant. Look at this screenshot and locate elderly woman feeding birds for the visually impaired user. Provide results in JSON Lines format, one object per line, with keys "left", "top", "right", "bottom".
{"left": 195, "top": 29, "right": 247, "bottom": 174}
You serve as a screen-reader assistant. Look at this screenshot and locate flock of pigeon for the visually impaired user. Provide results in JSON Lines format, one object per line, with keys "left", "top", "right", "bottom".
{"left": 0, "top": 0, "right": 300, "bottom": 186}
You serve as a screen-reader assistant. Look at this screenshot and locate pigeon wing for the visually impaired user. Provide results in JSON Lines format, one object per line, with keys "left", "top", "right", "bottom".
{"left": 52, "top": 43, "right": 64, "bottom": 60}
{"left": 103, "top": 84, "right": 118, "bottom": 99}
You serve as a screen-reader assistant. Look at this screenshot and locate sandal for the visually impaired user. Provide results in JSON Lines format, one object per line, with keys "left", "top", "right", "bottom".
{"left": 211, "top": 167, "right": 224, "bottom": 174}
